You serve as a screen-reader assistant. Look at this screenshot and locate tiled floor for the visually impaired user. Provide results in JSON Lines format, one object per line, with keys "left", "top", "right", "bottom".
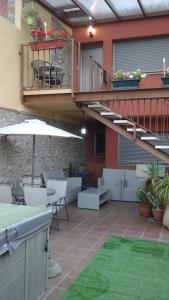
{"left": 40, "top": 201, "right": 169, "bottom": 300}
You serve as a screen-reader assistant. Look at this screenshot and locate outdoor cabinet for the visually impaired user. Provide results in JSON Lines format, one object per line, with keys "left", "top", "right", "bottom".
{"left": 99, "top": 168, "right": 145, "bottom": 202}
{"left": 0, "top": 204, "right": 52, "bottom": 300}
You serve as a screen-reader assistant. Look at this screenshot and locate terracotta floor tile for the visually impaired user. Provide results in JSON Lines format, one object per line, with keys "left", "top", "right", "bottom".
{"left": 69, "top": 263, "right": 86, "bottom": 277}
{"left": 47, "top": 287, "right": 65, "bottom": 300}
{"left": 123, "top": 229, "right": 142, "bottom": 238}
{"left": 57, "top": 275, "right": 75, "bottom": 289}
{"left": 142, "top": 233, "right": 160, "bottom": 241}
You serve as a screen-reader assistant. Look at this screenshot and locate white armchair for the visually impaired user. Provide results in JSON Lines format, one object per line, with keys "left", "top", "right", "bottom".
{"left": 42, "top": 170, "right": 82, "bottom": 204}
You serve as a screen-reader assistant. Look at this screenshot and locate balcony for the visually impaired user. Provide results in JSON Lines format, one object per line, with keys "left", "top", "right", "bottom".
{"left": 22, "top": 39, "right": 110, "bottom": 112}
{"left": 21, "top": 39, "right": 169, "bottom": 115}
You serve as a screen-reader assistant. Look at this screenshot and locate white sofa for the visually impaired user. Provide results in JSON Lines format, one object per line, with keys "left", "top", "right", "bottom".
{"left": 42, "top": 170, "right": 82, "bottom": 204}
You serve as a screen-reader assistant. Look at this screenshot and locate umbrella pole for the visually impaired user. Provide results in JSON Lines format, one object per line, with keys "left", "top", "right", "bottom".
{"left": 31, "top": 135, "right": 36, "bottom": 186}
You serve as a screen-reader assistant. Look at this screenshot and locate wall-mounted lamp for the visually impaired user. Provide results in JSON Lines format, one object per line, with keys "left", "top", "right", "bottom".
{"left": 80, "top": 111, "right": 87, "bottom": 135}
{"left": 88, "top": 25, "right": 94, "bottom": 38}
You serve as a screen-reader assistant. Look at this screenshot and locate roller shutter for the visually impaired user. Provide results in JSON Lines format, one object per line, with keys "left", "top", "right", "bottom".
{"left": 114, "top": 36, "right": 169, "bottom": 72}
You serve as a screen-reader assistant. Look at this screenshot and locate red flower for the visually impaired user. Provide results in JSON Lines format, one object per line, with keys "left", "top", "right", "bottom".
{"left": 37, "top": 30, "right": 45, "bottom": 37}
{"left": 47, "top": 27, "right": 56, "bottom": 36}
{"left": 59, "top": 30, "right": 66, "bottom": 38}
{"left": 31, "top": 30, "right": 37, "bottom": 36}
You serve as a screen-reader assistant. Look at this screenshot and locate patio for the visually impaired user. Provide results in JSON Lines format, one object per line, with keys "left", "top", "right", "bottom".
{"left": 41, "top": 200, "right": 169, "bottom": 300}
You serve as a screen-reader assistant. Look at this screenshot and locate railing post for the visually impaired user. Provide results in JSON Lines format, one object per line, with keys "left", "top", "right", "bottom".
{"left": 20, "top": 45, "right": 24, "bottom": 102}
{"left": 71, "top": 39, "right": 74, "bottom": 97}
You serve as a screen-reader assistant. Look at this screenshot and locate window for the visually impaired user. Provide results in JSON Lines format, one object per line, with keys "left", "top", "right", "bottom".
{"left": 114, "top": 36, "right": 169, "bottom": 73}
{"left": 0, "top": 0, "right": 15, "bottom": 25}
{"left": 93, "top": 132, "right": 105, "bottom": 156}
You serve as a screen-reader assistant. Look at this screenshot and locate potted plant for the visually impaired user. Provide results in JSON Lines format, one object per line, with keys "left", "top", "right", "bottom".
{"left": 24, "top": 8, "right": 67, "bottom": 50}
{"left": 112, "top": 69, "right": 146, "bottom": 89}
{"left": 155, "top": 176, "right": 169, "bottom": 227}
{"left": 155, "top": 176, "right": 169, "bottom": 206}
{"left": 137, "top": 186, "right": 152, "bottom": 217}
{"left": 145, "top": 162, "right": 164, "bottom": 222}
{"left": 29, "top": 26, "right": 66, "bottom": 50}
{"left": 161, "top": 66, "right": 169, "bottom": 87}
{"left": 23, "top": 8, "right": 38, "bottom": 26}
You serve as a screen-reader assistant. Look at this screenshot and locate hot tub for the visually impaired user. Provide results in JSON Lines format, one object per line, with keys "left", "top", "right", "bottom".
{"left": 0, "top": 203, "right": 52, "bottom": 300}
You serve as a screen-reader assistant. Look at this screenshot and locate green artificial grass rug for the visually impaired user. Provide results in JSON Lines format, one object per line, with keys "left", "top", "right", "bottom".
{"left": 60, "top": 236, "right": 169, "bottom": 300}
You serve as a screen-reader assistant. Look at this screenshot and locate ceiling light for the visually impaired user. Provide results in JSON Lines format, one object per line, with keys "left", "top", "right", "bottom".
{"left": 81, "top": 127, "right": 87, "bottom": 135}
{"left": 81, "top": 112, "right": 87, "bottom": 135}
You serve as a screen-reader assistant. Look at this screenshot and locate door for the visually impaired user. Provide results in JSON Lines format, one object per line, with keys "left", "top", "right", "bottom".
{"left": 81, "top": 45, "right": 103, "bottom": 91}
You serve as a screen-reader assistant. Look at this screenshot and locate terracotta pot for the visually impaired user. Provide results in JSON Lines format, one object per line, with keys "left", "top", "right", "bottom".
{"left": 152, "top": 208, "right": 163, "bottom": 222}
{"left": 29, "top": 39, "right": 65, "bottom": 51}
{"left": 139, "top": 204, "right": 152, "bottom": 217}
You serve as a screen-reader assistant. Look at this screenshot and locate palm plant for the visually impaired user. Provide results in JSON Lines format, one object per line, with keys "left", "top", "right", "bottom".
{"left": 155, "top": 176, "right": 169, "bottom": 206}
{"left": 143, "top": 162, "right": 164, "bottom": 210}
{"left": 137, "top": 186, "right": 151, "bottom": 206}
{"left": 147, "top": 161, "right": 164, "bottom": 179}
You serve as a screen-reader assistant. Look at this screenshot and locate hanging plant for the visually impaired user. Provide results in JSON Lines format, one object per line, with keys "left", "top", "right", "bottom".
{"left": 23, "top": 8, "right": 38, "bottom": 26}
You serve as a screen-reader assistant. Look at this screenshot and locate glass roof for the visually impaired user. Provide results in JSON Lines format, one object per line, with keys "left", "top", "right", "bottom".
{"left": 44, "top": 0, "right": 169, "bottom": 25}
{"left": 110, "top": 0, "right": 142, "bottom": 17}
{"left": 140, "top": 0, "right": 169, "bottom": 13}
{"left": 78, "top": 0, "right": 116, "bottom": 20}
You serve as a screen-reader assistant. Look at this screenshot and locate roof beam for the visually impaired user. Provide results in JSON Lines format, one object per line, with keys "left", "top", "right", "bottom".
{"left": 104, "top": 0, "right": 121, "bottom": 20}
{"left": 137, "top": 0, "right": 146, "bottom": 17}
{"left": 71, "top": 0, "right": 96, "bottom": 22}
{"left": 63, "top": 10, "right": 85, "bottom": 19}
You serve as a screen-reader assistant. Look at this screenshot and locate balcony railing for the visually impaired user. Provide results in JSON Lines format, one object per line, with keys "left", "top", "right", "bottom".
{"left": 21, "top": 39, "right": 111, "bottom": 93}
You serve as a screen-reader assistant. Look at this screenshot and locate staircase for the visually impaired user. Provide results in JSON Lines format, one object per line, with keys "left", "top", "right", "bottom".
{"left": 79, "top": 101, "right": 169, "bottom": 164}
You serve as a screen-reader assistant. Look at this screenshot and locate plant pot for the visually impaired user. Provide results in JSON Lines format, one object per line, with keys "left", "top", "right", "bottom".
{"left": 112, "top": 79, "right": 140, "bottom": 90}
{"left": 161, "top": 77, "right": 169, "bottom": 87}
{"left": 139, "top": 204, "right": 152, "bottom": 217}
{"left": 152, "top": 208, "right": 163, "bottom": 222}
{"left": 29, "top": 39, "right": 65, "bottom": 51}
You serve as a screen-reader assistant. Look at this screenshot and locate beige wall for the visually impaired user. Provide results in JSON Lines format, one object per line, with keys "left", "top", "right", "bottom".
{"left": 0, "top": 2, "right": 73, "bottom": 122}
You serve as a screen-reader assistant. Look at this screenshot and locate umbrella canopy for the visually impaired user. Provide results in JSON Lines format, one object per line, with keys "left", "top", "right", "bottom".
{"left": 0, "top": 119, "right": 82, "bottom": 184}
{"left": 0, "top": 119, "right": 82, "bottom": 138}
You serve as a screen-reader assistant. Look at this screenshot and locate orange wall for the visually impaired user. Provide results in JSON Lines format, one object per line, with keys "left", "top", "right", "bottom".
{"left": 74, "top": 16, "right": 169, "bottom": 168}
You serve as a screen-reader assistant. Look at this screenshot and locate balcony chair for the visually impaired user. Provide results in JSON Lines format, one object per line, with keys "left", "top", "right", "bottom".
{"left": 23, "top": 185, "right": 60, "bottom": 230}
{"left": 31, "top": 60, "right": 64, "bottom": 88}
{"left": 23, "top": 186, "right": 48, "bottom": 207}
{"left": 47, "top": 179, "right": 68, "bottom": 231}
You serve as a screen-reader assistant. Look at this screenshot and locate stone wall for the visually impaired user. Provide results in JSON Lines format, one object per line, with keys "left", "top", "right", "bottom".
{"left": 0, "top": 108, "right": 87, "bottom": 184}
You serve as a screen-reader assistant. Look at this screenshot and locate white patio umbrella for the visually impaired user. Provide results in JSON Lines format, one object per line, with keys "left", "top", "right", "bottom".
{"left": 0, "top": 119, "right": 82, "bottom": 184}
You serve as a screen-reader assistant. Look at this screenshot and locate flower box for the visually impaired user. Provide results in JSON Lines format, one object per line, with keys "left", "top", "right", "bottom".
{"left": 112, "top": 79, "right": 140, "bottom": 90}
{"left": 29, "top": 39, "right": 65, "bottom": 51}
{"left": 161, "top": 77, "right": 169, "bottom": 87}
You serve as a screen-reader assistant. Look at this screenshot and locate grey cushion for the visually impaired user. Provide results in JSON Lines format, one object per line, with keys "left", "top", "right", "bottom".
{"left": 42, "top": 170, "right": 65, "bottom": 186}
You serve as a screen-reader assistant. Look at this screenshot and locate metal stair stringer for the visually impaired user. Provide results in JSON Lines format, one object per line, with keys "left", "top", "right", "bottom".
{"left": 82, "top": 105, "right": 169, "bottom": 164}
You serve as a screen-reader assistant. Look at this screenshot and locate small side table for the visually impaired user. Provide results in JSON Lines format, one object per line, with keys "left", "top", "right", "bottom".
{"left": 78, "top": 187, "right": 110, "bottom": 210}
